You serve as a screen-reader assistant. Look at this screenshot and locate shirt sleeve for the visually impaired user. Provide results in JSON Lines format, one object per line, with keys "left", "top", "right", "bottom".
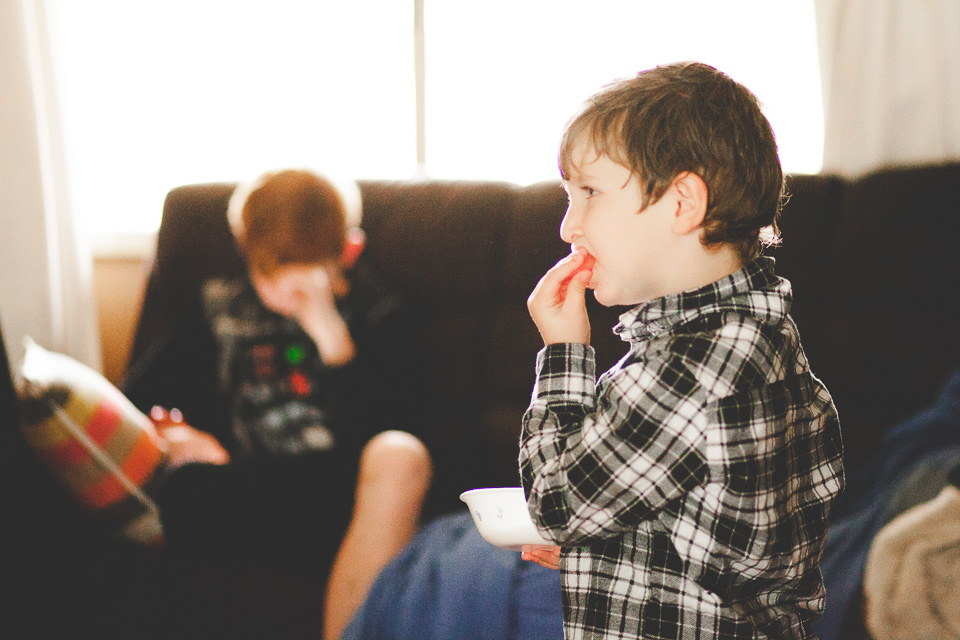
{"left": 520, "top": 342, "right": 709, "bottom": 545}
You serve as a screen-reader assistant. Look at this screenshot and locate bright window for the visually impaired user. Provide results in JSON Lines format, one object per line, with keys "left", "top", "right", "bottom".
{"left": 47, "top": 0, "right": 416, "bottom": 236}
{"left": 424, "top": 0, "right": 823, "bottom": 183}
{"left": 48, "top": 0, "right": 822, "bottom": 237}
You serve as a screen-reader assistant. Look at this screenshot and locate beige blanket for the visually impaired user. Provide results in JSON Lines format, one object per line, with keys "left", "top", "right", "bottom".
{"left": 864, "top": 485, "right": 960, "bottom": 640}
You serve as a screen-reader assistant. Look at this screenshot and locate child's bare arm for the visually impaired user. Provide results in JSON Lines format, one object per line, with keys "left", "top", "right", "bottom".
{"left": 527, "top": 248, "right": 595, "bottom": 346}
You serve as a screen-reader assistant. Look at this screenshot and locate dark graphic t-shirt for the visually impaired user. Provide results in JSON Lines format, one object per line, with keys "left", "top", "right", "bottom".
{"left": 203, "top": 278, "right": 338, "bottom": 457}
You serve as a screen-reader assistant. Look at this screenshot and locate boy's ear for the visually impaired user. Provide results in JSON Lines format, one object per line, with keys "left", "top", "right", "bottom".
{"left": 341, "top": 227, "right": 366, "bottom": 268}
{"left": 670, "top": 172, "right": 708, "bottom": 236}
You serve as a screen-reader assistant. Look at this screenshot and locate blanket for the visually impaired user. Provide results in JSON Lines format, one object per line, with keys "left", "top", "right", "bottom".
{"left": 812, "top": 368, "right": 960, "bottom": 640}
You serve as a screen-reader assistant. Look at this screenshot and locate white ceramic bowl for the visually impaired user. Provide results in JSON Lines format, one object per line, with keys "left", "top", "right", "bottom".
{"left": 460, "top": 487, "right": 554, "bottom": 551}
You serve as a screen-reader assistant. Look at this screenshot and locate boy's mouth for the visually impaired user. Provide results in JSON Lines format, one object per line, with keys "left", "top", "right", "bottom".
{"left": 571, "top": 246, "right": 597, "bottom": 288}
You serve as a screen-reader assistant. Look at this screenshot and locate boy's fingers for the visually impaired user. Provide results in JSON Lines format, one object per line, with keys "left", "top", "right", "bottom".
{"left": 550, "top": 249, "right": 591, "bottom": 288}
{"left": 528, "top": 248, "right": 594, "bottom": 345}
{"left": 530, "top": 250, "right": 591, "bottom": 307}
{"left": 562, "top": 263, "right": 591, "bottom": 301}
{"left": 521, "top": 546, "right": 561, "bottom": 570}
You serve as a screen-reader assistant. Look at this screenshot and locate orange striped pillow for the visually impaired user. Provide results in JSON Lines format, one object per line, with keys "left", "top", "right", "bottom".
{"left": 17, "top": 339, "right": 169, "bottom": 545}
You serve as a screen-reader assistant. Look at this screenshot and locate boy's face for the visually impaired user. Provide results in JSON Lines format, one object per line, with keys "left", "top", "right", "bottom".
{"left": 247, "top": 229, "right": 363, "bottom": 318}
{"left": 251, "top": 263, "right": 348, "bottom": 318}
{"left": 560, "top": 139, "right": 681, "bottom": 307}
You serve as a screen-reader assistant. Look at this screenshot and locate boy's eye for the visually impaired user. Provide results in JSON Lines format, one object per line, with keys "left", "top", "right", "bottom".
{"left": 582, "top": 187, "right": 598, "bottom": 197}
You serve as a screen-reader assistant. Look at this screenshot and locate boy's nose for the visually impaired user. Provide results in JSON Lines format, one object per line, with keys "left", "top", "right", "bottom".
{"left": 559, "top": 204, "right": 579, "bottom": 245}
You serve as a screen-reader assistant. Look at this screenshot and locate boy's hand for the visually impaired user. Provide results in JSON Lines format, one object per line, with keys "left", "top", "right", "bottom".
{"left": 292, "top": 267, "right": 356, "bottom": 367}
{"left": 252, "top": 266, "right": 330, "bottom": 319}
{"left": 289, "top": 266, "right": 340, "bottom": 326}
{"left": 527, "top": 248, "right": 595, "bottom": 345}
{"left": 161, "top": 424, "right": 231, "bottom": 466}
{"left": 149, "top": 406, "right": 230, "bottom": 466}
{"left": 253, "top": 266, "right": 356, "bottom": 366}
{"left": 521, "top": 545, "right": 561, "bottom": 570}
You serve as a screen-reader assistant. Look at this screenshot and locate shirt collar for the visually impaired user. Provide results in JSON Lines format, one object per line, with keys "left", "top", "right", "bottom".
{"left": 613, "top": 256, "right": 790, "bottom": 343}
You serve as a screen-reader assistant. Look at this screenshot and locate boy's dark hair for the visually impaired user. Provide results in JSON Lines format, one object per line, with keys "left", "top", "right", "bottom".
{"left": 559, "top": 62, "right": 784, "bottom": 262}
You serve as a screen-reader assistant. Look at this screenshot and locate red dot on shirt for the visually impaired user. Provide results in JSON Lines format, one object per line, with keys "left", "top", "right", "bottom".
{"left": 289, "top": 370, "right": 311, "bottom": 396}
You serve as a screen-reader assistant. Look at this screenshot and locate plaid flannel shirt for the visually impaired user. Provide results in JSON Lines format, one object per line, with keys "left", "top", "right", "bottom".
{"left": 520, "top": 257, "right": 844, "bottom": 640}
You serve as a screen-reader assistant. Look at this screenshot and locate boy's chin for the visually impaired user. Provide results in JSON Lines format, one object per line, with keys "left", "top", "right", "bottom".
{"left": 590, "top": 287, "right": 616, "bottom": 308}
{"left": 591, "top": 286, "right": 643, "bottom": 309}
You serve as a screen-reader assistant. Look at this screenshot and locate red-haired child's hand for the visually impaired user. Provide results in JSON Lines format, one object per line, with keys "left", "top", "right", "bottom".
{"left": 149, "top": 406, "right": 230, "bottom": 466}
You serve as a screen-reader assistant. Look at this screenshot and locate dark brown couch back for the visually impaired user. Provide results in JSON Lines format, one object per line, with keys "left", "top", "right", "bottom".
{"left": 778, "top": 165, "right": 960, "bottom": 467}
{"left": 126, "top": 165, "right": 960, "bottom": 513}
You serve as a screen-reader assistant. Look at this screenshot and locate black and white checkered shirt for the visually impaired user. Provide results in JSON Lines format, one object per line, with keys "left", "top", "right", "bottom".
{"left": 520, "top": 257, "right": 844, "bottom": 640}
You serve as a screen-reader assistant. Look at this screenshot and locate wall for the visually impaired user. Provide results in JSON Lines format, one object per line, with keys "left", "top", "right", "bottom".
{"left": 92, "top": 253, "right": 148, "bottom": 384}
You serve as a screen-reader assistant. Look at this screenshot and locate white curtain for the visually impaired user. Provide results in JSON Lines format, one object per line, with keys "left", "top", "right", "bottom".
{"left": 0, "top": 0, "right": 101, "bottom": 371}
{"left": 816, "top": 0, "right": 960, "bottom": 177}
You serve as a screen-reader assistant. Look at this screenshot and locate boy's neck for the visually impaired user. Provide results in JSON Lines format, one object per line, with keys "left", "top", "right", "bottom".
{"left": 670, "top": 242, "right": 744, "bottom": 296}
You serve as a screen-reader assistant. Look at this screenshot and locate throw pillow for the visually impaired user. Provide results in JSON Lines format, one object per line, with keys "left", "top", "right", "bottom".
{"left": 17, "top": 338, "right": 169, "bottom": 545}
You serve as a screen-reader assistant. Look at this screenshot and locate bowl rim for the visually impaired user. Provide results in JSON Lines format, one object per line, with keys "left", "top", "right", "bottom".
{"left": 459, "top": 486, "right": 525, "bottom": 501}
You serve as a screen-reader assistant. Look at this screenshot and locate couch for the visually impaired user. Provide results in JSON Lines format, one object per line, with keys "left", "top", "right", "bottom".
{"left": 4, "top": 162, "right": 960, "bottom": 638}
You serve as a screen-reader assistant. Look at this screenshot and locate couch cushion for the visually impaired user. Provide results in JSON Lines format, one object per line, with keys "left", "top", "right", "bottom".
{"left": 829, "top": 163, "right": 960, "bottom": 459}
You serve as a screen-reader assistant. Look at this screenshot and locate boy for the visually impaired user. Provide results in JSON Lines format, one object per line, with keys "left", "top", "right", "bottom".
{"left": 216, "top": 168, "right": 371, "bottom": 454}
{"left": 520, "top": 62, "right": 844, "bottom": 639}
{"left": 127, "top": 169, "right": 431, "bottom": 640}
